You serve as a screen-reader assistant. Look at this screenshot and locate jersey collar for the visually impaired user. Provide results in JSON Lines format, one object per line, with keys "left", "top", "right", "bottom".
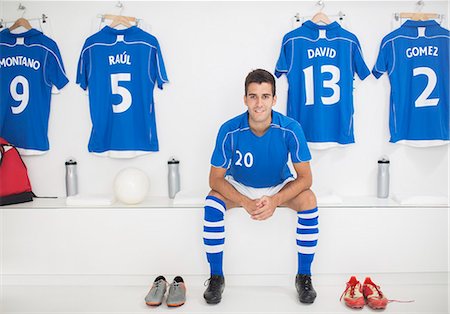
{"left": 3, "top": 28, "right": 41, "bottom": 38}
{"left": 303, "top": 20, "right": 341, "bottom": 30}
{"left": 103, "top": 25, "right": 139, "bottom": 35}
{"left": 402, "top": 20, "right": 439, "bottom": 28}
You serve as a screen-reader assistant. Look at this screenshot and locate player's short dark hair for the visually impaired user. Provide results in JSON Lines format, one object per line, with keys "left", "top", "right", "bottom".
{"left": 245, "top": 69, "right": 276, "bottom": 96}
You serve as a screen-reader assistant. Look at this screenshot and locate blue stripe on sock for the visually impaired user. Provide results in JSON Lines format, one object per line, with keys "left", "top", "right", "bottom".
{"left": 205, "top": 207, "right": 224, "bottom": 222}
{"left": 296, "top": 228, "right": 319, "bottom": 234}
{"left": 204, "top": 238, "right": 225, "bottom": 246}
{"left": 298, "top": 216, "right": 318, "bottom": 225}
{"left": 204, "top": 226, "right": 225, "bottom": 233}
{"left": 297, "top": 240, "right": 318, "bottom": 247}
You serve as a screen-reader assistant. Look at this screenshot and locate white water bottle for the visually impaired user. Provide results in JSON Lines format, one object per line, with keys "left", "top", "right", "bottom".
{"left": 377, "top": 156, "right": 390, "bottom": 198}
{"left": 65, "top": 159, "right": 78, "bottom": 197}
{"left": 168, "top": 158, "right": 180, "bottom": 199}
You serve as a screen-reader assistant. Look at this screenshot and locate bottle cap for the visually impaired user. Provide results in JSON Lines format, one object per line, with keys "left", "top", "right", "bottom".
{"left": 65, "top": 159, "right": 77, "bottom": 165}
{"left": 378, "top": 157, "right": 389, "bottom": 164}
{"left": 168, "top": 158, "right": 179, "bottom": 164}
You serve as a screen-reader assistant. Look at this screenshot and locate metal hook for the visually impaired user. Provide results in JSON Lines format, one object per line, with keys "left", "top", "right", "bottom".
{"left": 18, "top": 3, "right": 26, "bottom": 18}
{"left": 317, "top": 0, "right": 325, "bottom": 12}
{"left": 416, "top": 0, "right": 424, "bottom": 12}
{"left": 116, "top": 1, "right": 124, "bottom": 16}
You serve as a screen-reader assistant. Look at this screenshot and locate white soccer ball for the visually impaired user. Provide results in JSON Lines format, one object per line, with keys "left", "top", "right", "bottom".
{"left": 113, "top": 168, "right": 150, "bottom": 205}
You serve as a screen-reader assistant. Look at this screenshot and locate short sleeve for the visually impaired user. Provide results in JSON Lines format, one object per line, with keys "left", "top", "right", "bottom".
{"left": 287, "top": 122, "right": 311, "bottom": 163}
{"left": 45, "top": 44, "right": 69, "bottom": 90}
{"left": 149, "top": 39, "right": 169, "bottom": 90}
{"left": 275, "top": 36, "right": 292, "bottom": 78}
{"left": 372, "top": 40, "right": 392, "bottom": 79}
{"left": 76, "top": 44, "right": 90, "bottom": 90}
{"left": 352, "top": 39, "right": 370, "bottom": 80}
{"left": 210, "top": 124, "right": 233, "bottom": 169}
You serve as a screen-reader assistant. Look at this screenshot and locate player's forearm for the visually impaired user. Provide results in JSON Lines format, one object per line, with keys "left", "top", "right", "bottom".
{"left": 273, "top": 175, "right": 312, "bottom": 206}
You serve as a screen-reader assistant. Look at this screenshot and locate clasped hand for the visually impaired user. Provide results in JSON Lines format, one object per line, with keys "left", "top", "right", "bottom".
{"left": 243, "top": 195, "right": 278, "bottom": 221}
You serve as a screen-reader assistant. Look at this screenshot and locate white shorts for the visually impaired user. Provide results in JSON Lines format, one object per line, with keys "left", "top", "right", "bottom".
{"left": 225, "top": 175, "right": 295, "bottom": 200}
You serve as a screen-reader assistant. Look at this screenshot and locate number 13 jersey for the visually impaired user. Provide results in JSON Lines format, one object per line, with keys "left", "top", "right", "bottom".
{"left": 76, "top": 26, "right": 168, "bottom": 157}
{"left": 373, "top": 20, "right": 449, "bottom": 146}
{"left": 275, "top": 21, "right": 370, "bottom": 148}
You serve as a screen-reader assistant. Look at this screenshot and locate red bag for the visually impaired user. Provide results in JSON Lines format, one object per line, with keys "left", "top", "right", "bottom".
{"left": 0, "top": 137, "right": 33, "bottom": 206}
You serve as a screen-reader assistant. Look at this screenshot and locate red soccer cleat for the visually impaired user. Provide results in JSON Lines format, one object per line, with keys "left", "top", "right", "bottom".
{"left": 363, "top": 277, "right": 388, "bottom": 309}
{"left": 340, "top": 276, "right": 365, "bottom": 309}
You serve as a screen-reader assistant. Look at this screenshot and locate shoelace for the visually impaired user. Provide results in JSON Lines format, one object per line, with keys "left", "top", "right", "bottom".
{"left": 366, "top": 283, "right": 384, "bottom": 298}
{"left": 151, "top": 280, "right": 167, "bottom": 296}
{"left": 300, "top": 276, "right": 313, "bottom": 291}
{"left": 204, "top": 277, "right": 222, "bottom": 290}
{"left": 365, "top": 283, "right": 415, "bottom": 304}
{"left": 339, "top": 282, "right": 358, "bottom": 301}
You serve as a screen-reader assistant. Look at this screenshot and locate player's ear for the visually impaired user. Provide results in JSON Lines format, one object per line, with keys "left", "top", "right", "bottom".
{"left": 272, "top": 95, "right": 277, "bottom": 106}
{"left": 244, "top": 95, "right": 248, "bottom": 107}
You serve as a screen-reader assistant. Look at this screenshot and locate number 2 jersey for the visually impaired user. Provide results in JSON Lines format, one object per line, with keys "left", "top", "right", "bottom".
{"left": 211, "top": 111, "right": 311, "bottom": 188}
{"left": 0, "top": 28, "right": 69, "bottom": 155}
{"left": 373, "top": 20, "right": 449, "bottom": 146}
{"left": 76, "top": 26, "right": 168, "bottom": 157}
{"left": 275, "top": 21, "right": 370, "bottom": 148}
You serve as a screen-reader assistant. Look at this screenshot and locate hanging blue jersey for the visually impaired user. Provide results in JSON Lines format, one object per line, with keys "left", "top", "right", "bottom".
{"left": 275, "top": 21, "right": 370, "bottom": 147}
{"left": 373, "top": 20, "right": 449, "bottom": 146}
{"left": 76, "top": 26, "right": 168, "bottom": 157}
{"left": 0, "top": 28, "right": 68, "bottom": 154}
{"left": 211, "top": 111, "right": 311, "bottom": 188}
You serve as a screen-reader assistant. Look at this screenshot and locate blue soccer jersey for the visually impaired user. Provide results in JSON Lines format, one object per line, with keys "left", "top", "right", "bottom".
{"left": 211, "top": 110, "right": 311, "bottom": 188}
{"left": 76, "top": 26, "right": 168, "bottom": 157}
{"left": 373, "top": 20, "right": 449, "bottom": 146}
{"left": 275, "top": 21, "right": 370, "bottom": 147}
{"left": 0, "top": 28, "right": 68, "bottom": 154}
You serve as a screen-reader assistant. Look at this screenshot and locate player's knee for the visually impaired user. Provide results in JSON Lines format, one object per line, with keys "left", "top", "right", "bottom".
{"left": 207, "top": 190, "right": 226, "bottom": 201}
{"left": 298, "top": 189, "right": 317, "bottom": 211}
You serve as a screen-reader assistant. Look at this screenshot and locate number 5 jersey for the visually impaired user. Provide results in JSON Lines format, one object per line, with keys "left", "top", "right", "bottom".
{"left": 76, "top": 26, "right": 168, "bottom": 157}
{"left": 275, "top": 21, "right": 370, "bottom": 149}
{"left": 373, "top": 20, "right": 449, "bottom": 146}
{"left": 0, "top": 28, "right": 69, "bottom": 155}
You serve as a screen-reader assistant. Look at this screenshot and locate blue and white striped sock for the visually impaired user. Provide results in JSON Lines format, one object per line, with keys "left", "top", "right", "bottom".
{"left": 203, "top": 195, "right": 226, "bottom": 276}
{"left": 297, "top": 207, "right": 319, "bottom": 275}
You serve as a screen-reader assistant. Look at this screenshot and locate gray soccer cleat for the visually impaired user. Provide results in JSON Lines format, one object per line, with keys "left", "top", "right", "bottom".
{"left": 166, "top": 276, "right": 186, "bottom": 307}
{"left": 145, "top": 275, "right": 168, "bottom": 306}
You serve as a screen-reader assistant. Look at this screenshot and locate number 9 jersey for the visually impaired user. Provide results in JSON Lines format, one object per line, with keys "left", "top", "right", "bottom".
{"left": 0, "top": 28, "right": 69, "bottom": 155}
{"left": 373, "top": 20, "right": 449, "bottom": 146}
{"left": 76, "top": 26, "right": 168, "bottom": 157}
{"left": 275, "top": 21, "right": 370, "bottom": 148}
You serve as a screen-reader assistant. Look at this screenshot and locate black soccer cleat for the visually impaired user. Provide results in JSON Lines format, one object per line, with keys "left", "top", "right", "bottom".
{"left": 295, "top": 274, "right": 317, "bottom": 304}
{"left": 203, "top": 275, "right": 225, "bottom": 304}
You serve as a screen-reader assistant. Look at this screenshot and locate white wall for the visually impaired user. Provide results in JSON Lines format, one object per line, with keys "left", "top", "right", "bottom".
{"left": 1, "top": 1, "right": 448, "bottom": 199}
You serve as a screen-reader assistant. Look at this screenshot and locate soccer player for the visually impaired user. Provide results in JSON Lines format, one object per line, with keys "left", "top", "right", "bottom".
{"left": 203, "top": 69, "right": 319, "bottom": 304}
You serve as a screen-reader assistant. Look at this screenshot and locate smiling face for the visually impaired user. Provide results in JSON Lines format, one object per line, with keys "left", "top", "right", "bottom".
{"left": 244, "top": 82, "right": 277, "bottom": 128}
